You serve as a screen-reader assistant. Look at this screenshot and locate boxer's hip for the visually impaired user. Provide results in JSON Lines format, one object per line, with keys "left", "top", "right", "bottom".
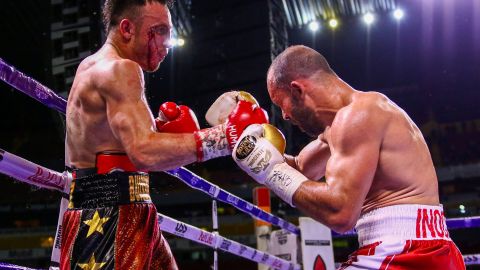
{"left": 339, "top": 204, "right": 465, "bottom": 270}
{"left": 69, "top": 151, "right": 151, "bottom": 209}
{"left": 355, "top": 204, "right": 451, "bottom": 247}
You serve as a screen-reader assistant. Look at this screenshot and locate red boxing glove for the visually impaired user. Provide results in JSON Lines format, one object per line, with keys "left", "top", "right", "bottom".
{"left": 194, "top": 91, "right": 269, "bottom": 162}
{"left": 225, "top": 100, "right": 268, "bottom": 149}
{"left": 155, "top": 102, "right": 200, "bottom": 133}
{"left": 155, "top": 101, "right": 178, "bottom": 130}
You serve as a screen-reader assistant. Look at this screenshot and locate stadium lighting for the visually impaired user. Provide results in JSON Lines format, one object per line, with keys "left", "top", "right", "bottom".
{"left": 308, "top": 21, "right": 320, "bottom": 32}
{"left": 393, "top": 9, "right": 404, "bottom": 20}
{"left": 363, "top": 13, "right": 375, "bottom": 25}
{"left": 328, "top": 18, "right": 338, "bottom": 29}
{"left": 177, "top": 38, "right": 185, "bottom": 47}
{"left": 168, "top": 37, "right": 186, "bottom": 47}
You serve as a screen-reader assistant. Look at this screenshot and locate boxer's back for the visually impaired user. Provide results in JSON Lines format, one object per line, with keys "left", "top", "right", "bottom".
{"left": 65, "top": 46, "right": 127, "bottom": 168}
{"left": 351, "top": 92, "right": 439, "bottom": 213}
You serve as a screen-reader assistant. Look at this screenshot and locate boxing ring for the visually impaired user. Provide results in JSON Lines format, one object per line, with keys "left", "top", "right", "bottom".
{"left": 0, "top": 57, "right": 479, "bottom": 269}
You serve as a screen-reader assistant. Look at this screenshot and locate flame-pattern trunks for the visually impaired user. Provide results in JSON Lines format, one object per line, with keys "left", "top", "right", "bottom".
{"left": 59, "top": 169, "right": 177, "bottom": 270}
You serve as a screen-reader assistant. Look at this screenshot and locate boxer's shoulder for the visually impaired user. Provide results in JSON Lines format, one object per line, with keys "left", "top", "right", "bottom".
{"left": 90, "top": 58, "right": 144, "bottom": 99}
{"left": 350, "top": 91, "right": 391, "bottom": 112}
{"left": 330, "top": 93, "right": 389, "bottom": 148}
{"left": 336, "top": 93, "right": 388, "bottom": 126}
{"left": 96, "top": 58, "right": 141, "bottom": 82}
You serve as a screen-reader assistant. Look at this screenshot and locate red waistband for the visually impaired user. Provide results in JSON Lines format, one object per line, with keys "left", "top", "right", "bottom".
{"left": 95, "top": 152, "right": 142, "bottom": 174}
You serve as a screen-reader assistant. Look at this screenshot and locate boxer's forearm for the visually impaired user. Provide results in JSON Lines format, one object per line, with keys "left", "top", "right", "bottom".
{"left": 292, "top": 181, "right": 360, "bottom": 233}
{"left": 127, "top": 132, "right": 197, "bottom": 171}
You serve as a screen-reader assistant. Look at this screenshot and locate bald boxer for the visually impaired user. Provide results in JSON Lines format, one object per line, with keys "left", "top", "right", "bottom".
{"left": 61, "top": 0, "right": 267, "bottom": 269}
{"left": 233, "top": 45, "right": 465, "bottom": 269}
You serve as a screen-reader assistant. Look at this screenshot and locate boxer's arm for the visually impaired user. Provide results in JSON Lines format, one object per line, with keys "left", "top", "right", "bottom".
{"left": 284, "top": 154, "right": 296, "bottom": 168}
{"left": 285, "top": 135, "right": 331, "bottom": 181}
{"left": 292, "top": 106, "right": 384, "bottom": 233}
{"left": 101, "top": 59, "right": 197, "bottom": 171}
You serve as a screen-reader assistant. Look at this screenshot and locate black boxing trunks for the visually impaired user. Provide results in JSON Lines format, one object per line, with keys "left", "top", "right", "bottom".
{"left": 60, "top": 152, "right": 177, "bottom": 270}
{"left": 339, "top": 204, "right": 465, "bottom": 270}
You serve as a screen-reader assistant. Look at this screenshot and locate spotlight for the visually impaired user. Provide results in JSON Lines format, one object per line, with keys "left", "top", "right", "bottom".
{"left": 363, "top": 12, "right": 375, "bottom": 25}
{"left": 308, "top": 21, "right": 320, "bottom": 32}
{"left": 177, "top": 38, "right": 185, "bottom": 47}
{"left": 393, "top": 9, "right": 404, "bottom": 20}
{"left": 328, "top": 18, "right": 338, "bottom": 29}
{"left": 167, "top": 37, "right": 186, "bottom": 47}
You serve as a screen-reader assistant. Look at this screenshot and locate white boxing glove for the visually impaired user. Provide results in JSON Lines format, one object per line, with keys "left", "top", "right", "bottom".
{"left": 232, "top": 124, "right": 308, "bottom": 206}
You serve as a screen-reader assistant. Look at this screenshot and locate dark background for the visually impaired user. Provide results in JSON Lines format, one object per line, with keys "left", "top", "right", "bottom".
{"left": 0, "top": 0, "right": 479, "bottom": 269}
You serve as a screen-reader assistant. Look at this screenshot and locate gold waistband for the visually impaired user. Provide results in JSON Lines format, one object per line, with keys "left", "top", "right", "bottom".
{"left": 128, "top": 174, "right": 151, "bottom": 203}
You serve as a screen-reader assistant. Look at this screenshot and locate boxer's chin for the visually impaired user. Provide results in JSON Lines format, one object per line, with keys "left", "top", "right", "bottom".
{"left": 145, "top": 60, "right": 161, "bottom": 73}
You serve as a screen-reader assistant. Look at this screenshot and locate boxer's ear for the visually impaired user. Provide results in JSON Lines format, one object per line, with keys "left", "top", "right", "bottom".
{"left": 290, "top": 81, "right": 304, "bottom": 100}
{"left": 119, "top": 19, "right": 135, "bottom": 40}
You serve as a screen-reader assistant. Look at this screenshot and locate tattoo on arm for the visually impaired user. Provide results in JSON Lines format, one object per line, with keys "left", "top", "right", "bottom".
{"left": 197, "top": 124, "right": 230, "bottom": 161}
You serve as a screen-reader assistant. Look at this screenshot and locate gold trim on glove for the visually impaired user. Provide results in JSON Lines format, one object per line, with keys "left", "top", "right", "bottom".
{"left": 262, "top": 124, "right": 286, "bottom": 154}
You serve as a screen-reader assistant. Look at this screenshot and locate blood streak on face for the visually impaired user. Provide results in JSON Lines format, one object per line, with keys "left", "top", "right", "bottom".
{"left": 146, "top": 25, "right": 169, "bottom": 72}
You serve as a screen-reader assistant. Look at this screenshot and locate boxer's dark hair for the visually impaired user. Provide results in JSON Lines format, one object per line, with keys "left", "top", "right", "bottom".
{"left": 102, "top": 0, "right": 174, "bottom": 33}
{"left": 268, "top": 45, "right": 336, "bottom": 91}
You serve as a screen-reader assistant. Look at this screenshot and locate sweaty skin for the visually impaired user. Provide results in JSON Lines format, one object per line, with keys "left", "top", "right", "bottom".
{"left": 285, "top": 133, "right": 330, "bottom": 181}
{"left": 65, "top": 3, "right": 197, "bottom": 171}
{"left": 270, "top": 75, "right": 438, "bottom": 233}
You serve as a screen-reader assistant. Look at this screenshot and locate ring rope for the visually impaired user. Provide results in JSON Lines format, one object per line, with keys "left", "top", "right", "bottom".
{"left": 0, "top": 262, "right": 39, "bottom": 270}
{"left": 0, "top": 58, "right": 300, "bottom": 235}
{"left": 0, "top": 148, "right": 68, "bottom": 192}
{"left": 0, "top": 149, "right": 300, "bottom": 270}
{"left": 464, "top": 254, "right": 480, "bottom": 265}
{"left": 0, "top": 58, "right": 66, "bottom": 114}
{"left": 158, "top": 213, "right": 298, "bottom": 270}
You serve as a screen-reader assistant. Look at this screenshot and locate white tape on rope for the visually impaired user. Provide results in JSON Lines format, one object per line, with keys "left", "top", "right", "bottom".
{"left": 0, "top": 149, "right": 67, "bottom": 191}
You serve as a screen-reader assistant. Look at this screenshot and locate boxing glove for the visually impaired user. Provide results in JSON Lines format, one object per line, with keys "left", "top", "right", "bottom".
{"left": 206, "top": 91, "right": 268, "bottom": 148}
{"left": 155, "top": 102, "right": 200, "bottom": 133}
{"left": 206, "top": 91, "right": 262, "bottom": 126}
{"left": 194, "top": 91, "right": 269, "bottom": 162}
{"left": 233, "top": 124, "right": 308, "bottom": 207}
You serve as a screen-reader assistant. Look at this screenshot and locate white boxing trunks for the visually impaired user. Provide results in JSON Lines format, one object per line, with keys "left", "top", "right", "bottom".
{"left": 339, "top": 204, "right": 465, "bottom": 270}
